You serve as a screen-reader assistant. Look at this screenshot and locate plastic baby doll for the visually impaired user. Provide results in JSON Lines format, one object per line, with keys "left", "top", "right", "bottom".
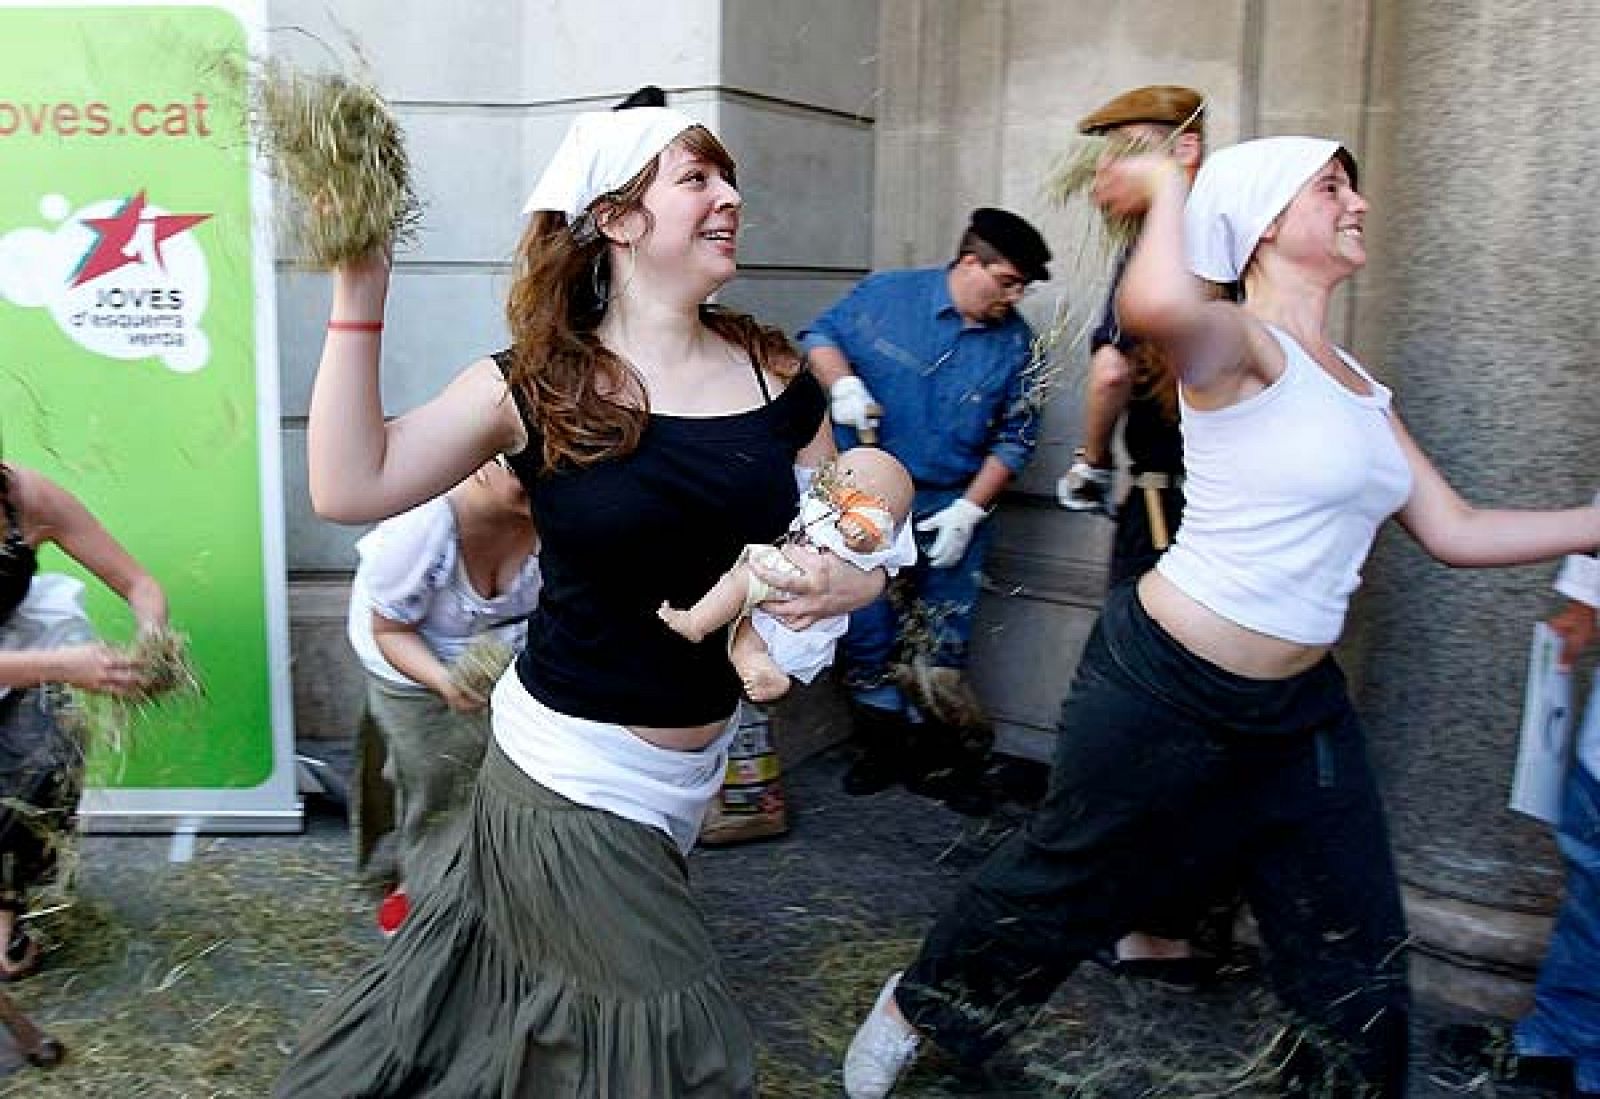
{"left": 658, "top": 447, "right": 916, "bottom": 702}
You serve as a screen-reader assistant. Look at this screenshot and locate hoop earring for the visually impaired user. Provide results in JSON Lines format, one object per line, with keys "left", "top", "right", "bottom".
{"left": 611, "top": 238, "right": 638, "bottom": 303}
{"left": 590, "top": 253, "right": 610, "bottom": 306}
{"left": 569, "top": 211, "right": 600, "bottom": 246}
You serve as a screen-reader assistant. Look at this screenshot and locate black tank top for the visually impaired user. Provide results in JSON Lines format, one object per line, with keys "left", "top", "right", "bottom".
{"left": 0, "top": 465, "right": 37, "bottom": 627}
{"left": 495, "top": 352, "right": 826, "bottom": 726}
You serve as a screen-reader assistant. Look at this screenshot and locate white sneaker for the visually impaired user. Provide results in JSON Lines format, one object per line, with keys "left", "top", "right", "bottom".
{"left": 843, "top": 972, "right": 921, "bottom": 1098}
{"left": 1057, "top": 456, "right": 1116, "bottom": 518}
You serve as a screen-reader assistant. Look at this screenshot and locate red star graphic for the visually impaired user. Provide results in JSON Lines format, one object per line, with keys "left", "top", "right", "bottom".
{"left": 69, "top": 191, "right": 211, "bottom": 288}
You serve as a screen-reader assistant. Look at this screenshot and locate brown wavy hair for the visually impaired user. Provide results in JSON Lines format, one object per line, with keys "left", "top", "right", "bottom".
{"left": 503, "top": 125, "right": 798, "bottom": 470}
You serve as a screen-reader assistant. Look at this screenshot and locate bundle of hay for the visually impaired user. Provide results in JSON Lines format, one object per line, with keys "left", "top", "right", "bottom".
{"left": 447, "top": 638, "right": 516, "bottom": 702}
{"left": 253, "top": 59, "right": 421, "bottom": 267}
{"left": 128, "top": 626, "right": 202, "bottom": 698}
{"left": 65, "top": 627, "right": 203, "bottom": 757}
{"left": 1042, "top": 128, "right": 1167, "bottom": 252}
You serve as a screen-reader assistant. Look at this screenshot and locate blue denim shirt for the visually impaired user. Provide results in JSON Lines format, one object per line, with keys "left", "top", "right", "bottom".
{"left": 799, "top": 267, "right": 1038, "bottom": 489}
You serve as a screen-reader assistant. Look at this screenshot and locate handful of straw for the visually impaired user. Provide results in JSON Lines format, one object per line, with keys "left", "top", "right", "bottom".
{"left": 252, "top": 59, "right": 421, "bottom": 267}
{"left": 1042, "top": 129, "right": 1167, "bottom": 252}
{"left": 447, "top": 638, "right": 516, "bottom": 702}
{"left": 63, "top": 627, "right": 203, "bottom": 756}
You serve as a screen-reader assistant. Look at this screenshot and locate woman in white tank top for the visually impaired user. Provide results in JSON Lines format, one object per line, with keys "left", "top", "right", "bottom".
{"left": 843, "top": 136, "right": 1600, "bottom": 1099}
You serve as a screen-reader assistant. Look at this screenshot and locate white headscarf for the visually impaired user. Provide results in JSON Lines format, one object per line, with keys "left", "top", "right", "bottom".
{"left": 1184, "top": 136, "right": 1346, "bottom": 283}
{"left": 522, "top": 107, "right": 699, "bottom": 220}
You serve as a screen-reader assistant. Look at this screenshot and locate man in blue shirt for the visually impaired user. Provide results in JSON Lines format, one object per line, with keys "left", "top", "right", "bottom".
{"left": 800, "top": 208, "right": 1048, "bottom": 814}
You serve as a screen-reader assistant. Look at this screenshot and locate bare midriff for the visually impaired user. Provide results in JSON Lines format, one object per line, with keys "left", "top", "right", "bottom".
{"left": 1136, "top": 571, "right": 1329, "bottom": 681}
{"left": 628, "top": 718, "right": 733, "bottom": 752}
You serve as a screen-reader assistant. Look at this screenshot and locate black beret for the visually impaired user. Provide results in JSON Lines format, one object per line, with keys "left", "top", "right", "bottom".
{"left": 968, "top": 207, "right": 1051, "bottom": 283}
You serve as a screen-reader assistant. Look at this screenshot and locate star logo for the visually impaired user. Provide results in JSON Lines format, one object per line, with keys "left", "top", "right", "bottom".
{"left": 69, "top": 191, "right": 211, "bottom": 288}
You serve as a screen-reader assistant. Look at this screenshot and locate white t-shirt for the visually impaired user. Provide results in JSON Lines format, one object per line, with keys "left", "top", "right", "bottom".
{"left": 347, "top": 497, "right": 542, "bottom": 687}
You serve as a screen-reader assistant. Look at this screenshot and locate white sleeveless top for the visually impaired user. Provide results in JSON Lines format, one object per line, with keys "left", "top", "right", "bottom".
{"left": 1155, "top": 325, "right": 1414, "bottom": 645}
{"left": 347, "top": 496, "right": 542, "bottom": 686}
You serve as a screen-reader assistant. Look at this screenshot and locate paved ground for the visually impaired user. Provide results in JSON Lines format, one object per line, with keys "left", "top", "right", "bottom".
{"left": 0, "top": 745, "right": 1537, "bottom": 1097}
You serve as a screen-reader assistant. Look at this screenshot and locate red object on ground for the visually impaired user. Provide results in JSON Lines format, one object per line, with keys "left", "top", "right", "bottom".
{"left": 376, "top": 888, "right": 410, "bottom": 937}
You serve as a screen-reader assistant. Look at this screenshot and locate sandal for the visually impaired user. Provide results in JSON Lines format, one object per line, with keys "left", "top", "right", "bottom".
{"left": 0, "top": 924, "right": 40, "bottom": 983}
{"left": 1089, "top": 945, "right": 1218, "bottom": 992}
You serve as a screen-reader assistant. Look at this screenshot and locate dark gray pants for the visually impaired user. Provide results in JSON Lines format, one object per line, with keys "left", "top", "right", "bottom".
{"left": 897, "top": 583, "right": 1410, "bottom": 1095}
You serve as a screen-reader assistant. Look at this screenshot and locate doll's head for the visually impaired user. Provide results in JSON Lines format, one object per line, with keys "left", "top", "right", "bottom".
{"left": 818, "top": 447, "right": 914, "bottom": 554}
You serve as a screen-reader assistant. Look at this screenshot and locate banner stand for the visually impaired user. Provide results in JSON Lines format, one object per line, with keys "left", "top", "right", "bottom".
{"left": 0, "top": 0, "right": 300, "bottom": 833}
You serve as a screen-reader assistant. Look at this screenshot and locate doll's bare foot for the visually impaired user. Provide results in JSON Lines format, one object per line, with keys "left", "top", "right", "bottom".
{"left": 657, "top": 602, "right": 708, "bottom": 642}
{"left": 739, "top": 662, "right": 792, "bottom": 703}
{"left": 730, "top": 619, "right": 791, "bottom": 701}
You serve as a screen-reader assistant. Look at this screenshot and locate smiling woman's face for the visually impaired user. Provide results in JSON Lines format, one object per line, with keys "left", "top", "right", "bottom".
{"left": 1265, "top": 156, "right": 1369, "bottom": 275}
{"left": 604, "top": 130, "right": 743, "bottom": 296}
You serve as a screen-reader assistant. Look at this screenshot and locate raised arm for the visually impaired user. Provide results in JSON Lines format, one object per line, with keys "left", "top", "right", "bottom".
{"left": 1391, "top": 415, "right": 1600, "bottom": 567}
{"left": 308, "top": 255, "right": 526, "bottom": 523}
{"left": 1097, "top": 156, "right": 1257, "bottom": 404}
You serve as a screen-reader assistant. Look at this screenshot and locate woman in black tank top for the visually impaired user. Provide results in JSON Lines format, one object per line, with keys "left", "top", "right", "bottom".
{"left": 0, "top": 462, "right": 167, "bottom": 981}
{"left": 276, "top": 100, "right": 888, "bottom": 1098}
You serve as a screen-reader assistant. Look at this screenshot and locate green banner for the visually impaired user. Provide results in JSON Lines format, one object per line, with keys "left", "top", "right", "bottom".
{"left": 0, "top": 2, "right": 290, "bottom": 802}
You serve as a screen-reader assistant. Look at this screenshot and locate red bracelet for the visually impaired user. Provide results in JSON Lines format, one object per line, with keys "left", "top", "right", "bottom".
{"left": 327, "top": 319, "right": 384, "bottom": 332}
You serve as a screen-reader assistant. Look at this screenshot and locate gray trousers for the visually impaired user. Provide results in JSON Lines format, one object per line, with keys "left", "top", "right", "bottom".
{"left": 354, "top": 673, "right": 489, "bottom": 898}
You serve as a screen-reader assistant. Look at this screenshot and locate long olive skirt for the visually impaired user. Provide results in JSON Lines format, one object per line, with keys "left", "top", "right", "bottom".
{"left": 276, "top": 739, "right": 756, "bottom": 1098}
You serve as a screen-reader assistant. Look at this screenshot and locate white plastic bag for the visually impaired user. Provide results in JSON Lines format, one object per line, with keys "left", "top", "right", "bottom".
{"left": 1510, "top": 622, "right": 1574, "bottom": 824}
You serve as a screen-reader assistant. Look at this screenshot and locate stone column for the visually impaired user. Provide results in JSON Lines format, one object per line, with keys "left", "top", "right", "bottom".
{"left": 1358, "top": 0, "right": 1600, "bottom": 1014}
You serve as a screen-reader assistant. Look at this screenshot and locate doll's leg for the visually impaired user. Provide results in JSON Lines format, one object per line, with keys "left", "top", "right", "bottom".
{"left": 729, "top": 616, "right": 791, "bottom": 702}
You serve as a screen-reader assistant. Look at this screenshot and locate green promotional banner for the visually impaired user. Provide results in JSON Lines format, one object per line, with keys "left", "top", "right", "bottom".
{"left": 0, "top": 1, "right": 297, "bottom": 827}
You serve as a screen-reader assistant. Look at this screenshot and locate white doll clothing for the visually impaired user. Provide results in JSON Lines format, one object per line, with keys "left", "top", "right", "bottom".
{"left": 742, "top": 511, "right": 918, "bottom": 684}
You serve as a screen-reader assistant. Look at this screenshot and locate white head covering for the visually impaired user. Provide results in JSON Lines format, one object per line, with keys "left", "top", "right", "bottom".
{"left": 1184, "top": 136, "right": 1345, "bottom": 282}
{"left": 522, "top": 107, "right": 699, "bottom": 219}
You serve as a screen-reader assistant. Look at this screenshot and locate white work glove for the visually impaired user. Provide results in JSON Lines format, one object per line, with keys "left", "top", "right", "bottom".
{"left": 915, "top": 498, "right": 988, "bottom": 569}
{"left": 828, "top": 375, "right": 882, "bottom": 433}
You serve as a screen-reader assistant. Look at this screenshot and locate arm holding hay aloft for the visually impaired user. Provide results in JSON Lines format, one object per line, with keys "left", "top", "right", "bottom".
{"left": 252, "top": 62, "right": 521, "bottom": 523}
{"left": 1097, "top": 153, "right": 1252, "bottom": 400}
{"left": 307, "top": 237, "right": 523, "bottom": 525}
